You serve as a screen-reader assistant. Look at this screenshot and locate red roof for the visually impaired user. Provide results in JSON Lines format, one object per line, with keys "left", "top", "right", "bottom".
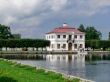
{"left": 46, "top": 24, "right": 85, "bottom": 34}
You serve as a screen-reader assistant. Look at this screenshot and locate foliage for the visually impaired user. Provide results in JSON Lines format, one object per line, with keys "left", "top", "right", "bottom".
{"left": 0, "top": 39, "right": 50, "bottom": 48}
{"left": 78, "top": 24, "right": 102, "bottom": 40}
{"left": 0, "top": 24, "right": 14, "bottom": 39}
{"left": 0, "top": 76, "right": 17, "bottom": 82}
{"left": 78, "top": 24, "right": 85, "bottom": 32}
{"left": 108, "top": 32, "right": 110, "bottom": 40}
{"left": 0, "top": 59, "right": 80, "bottom": 82}
{"left": 85, "top": 27, "right": 102, "bottom": 40}
{"left": 86, "top": 40, "right": 110, "bottom": 50}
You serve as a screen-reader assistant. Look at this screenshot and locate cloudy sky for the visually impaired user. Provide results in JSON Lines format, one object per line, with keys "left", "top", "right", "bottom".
{"left": 0, "top": 0, "right": 110, "bottom": 39}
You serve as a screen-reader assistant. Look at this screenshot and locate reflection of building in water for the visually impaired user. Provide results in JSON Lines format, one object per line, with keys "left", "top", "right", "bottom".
{"left": 46, "top": 54, "right": 85, "bottom": 63}
{"left": 46, "top": 54, "right": 86, "bottom": 78}
{"left": 46, "top": 54, "right": 68, "bottom": 62}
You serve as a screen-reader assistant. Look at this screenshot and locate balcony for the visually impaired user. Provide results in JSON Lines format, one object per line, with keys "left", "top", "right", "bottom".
{"left": 67, "top": 38, "right": 75, "bottom": 43}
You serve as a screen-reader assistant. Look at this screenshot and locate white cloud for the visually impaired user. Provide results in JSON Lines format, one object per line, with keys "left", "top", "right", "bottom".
{"left": 48, "top": 0, "right": 68, "bottom": 11}
{"left": 73, "top": 0, "right": 110, "bottom": 16}
{"left": 0, "top": 0, "right": 110, "bottom": 38}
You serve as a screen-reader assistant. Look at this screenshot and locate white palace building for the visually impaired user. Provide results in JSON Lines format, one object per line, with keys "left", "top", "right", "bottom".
{"left": 45, "top": 23, "right": 85, "bottom": 52}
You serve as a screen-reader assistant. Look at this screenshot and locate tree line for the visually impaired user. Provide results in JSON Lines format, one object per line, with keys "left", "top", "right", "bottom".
{"left": 0, "top": 24, "right": 50, "bottom": 50}
{"left": 86, "top": 40, "right": 110, "bottom": 50}
{"left": 78, "top": 24, "right": 102, "bottom": 40}
{"left": 78, "top": 24, "right": 110, "bottom": 50}
{"left": 0, "top": 39, "right": 50, "bottom": 50}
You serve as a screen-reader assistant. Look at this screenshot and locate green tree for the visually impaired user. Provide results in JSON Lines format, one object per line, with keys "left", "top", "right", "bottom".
{"left": 0, "top": 39, "right": 50, "bottom": 50}
{"left": 85, "top": 40, "right": 110, "bottom": 50}
{"left": 78, "top": 24, "right": 102, "bottom": 40}
{"left": 85, "top": 26, "right": 102, "bottom": 40}
{"left": 0, "top": 24, "right": 13, "bottom": 39}
{"left": 108, "top": 32, "right": 110, "bottom": 40}
{"left": 78, "top": 24, "right": 85, "bottom": 32}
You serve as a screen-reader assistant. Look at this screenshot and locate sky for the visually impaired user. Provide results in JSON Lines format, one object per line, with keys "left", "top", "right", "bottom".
{"left": 0, "top": 0, "right": 110, "bottom": 39}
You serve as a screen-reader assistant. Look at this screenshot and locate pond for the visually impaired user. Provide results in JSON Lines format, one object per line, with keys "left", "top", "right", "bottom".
{"left": 15, "top": 54, "right": 110, "bottom": 82}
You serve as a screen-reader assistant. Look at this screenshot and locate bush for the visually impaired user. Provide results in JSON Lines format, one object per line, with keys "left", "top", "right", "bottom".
{"left": 0, "top": 39, "right": 50, "bottom": 49}
{"left": 86, "top": 40, "right": 110, "bottom": 50}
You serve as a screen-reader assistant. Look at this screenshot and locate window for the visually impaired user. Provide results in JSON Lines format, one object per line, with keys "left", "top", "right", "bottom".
{"left": 49, "top": 36, "right": 50, "bottom": 39}
{"left": 80, "top": 35, "right": 83, "bottom": 39}
{"left": 74, "top": 35, "right": 77, "bottom": 39}
{"left": 74, "top": 44, "right": 77, "bottom": 49}
{"left": 57, "top": 35, "right": 60, "bottom": 38}
{"left": 62, "top": 44, "right": 66, "bottom": 49}
{"left": 68, "top": 35, "right": 72, "bottom": 40}
{"left": 51, "top": 35, "right": 54, "bottom": 39}
{"left": 57, "top": 44, "right": 60, "bottom": 49}
{"left": 63, "top": 35, "right": 66, "bottom": 38}
{"left": 80, "top": 44, "right": 83, "bottom": 48}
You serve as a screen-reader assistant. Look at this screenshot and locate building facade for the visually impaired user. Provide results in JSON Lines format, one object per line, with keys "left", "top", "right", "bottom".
{"left": 45, "top": 23, "right": 85, "bottom": 51}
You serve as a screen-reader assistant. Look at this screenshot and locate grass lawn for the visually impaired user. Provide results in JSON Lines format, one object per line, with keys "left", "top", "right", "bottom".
{"left": 0, "top": 59, "right": 80, "bottom": 82}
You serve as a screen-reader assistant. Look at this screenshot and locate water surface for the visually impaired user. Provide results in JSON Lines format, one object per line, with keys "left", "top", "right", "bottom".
{"left": 15, "top": 54, "right": 110, "bottom": 82}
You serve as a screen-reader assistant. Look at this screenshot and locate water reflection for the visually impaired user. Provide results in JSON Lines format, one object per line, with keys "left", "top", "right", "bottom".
{"left": 17, "top": 54, "right": 86, "bottom": 78}
{"left": 15, "top": 54, "right": 110, "bottom": 82}
{"left": 46, "top": 54, "right": 85, "bottom": 62}
{"left": 46, "top": 54, "right": 86, "bottom": 73}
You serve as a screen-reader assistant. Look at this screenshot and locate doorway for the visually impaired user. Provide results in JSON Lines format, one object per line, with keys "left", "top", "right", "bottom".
{"left": 68, "top": 43, "right": 72, "bottom": 51}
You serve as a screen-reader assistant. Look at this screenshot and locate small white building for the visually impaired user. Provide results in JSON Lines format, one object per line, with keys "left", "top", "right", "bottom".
{"left": 45, "top": 23, "right": 85, "bottom": 52}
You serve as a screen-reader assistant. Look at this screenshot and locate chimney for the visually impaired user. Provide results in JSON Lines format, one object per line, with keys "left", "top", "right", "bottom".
{"left": 63, "top": 23, "right": 68, "bottom": 27}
